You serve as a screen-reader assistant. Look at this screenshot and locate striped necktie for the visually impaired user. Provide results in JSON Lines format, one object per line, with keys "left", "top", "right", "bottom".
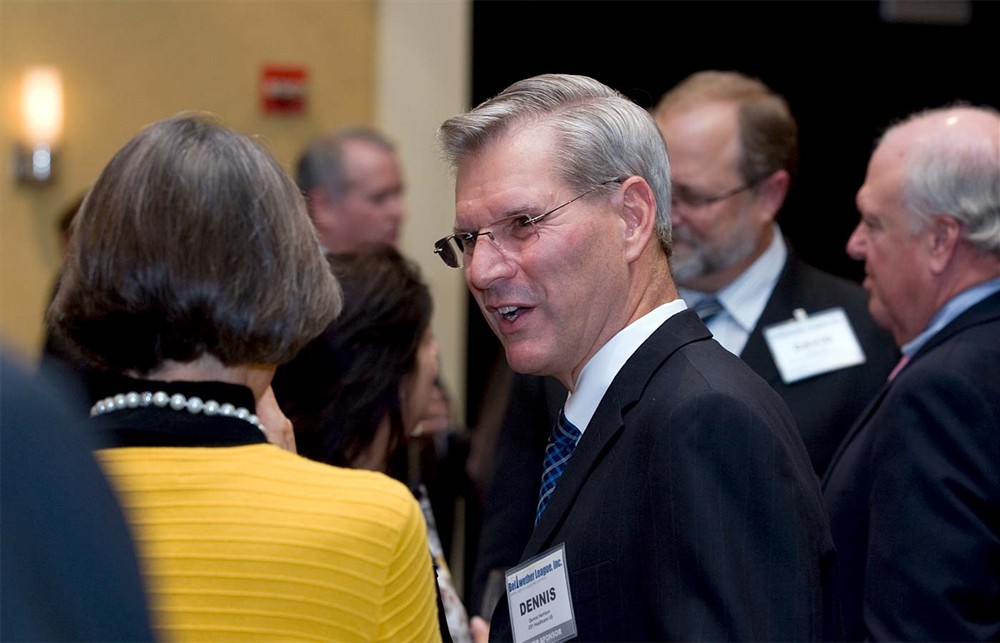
{"left": 693, "top": 296, "right": 724, "bottom": 324}
{"left": 535, "top": 411, "right": 581, "bottom": 526}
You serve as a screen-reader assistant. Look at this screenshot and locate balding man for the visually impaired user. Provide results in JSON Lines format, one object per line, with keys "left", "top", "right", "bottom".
{"left": 296, "top": 127, "right": 406, "bottom": 253}
{"left": 822, "top": 105, "right": 1000, "bottom": 641}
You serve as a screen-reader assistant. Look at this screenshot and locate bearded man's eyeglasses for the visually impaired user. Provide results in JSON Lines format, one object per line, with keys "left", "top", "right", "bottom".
{"left": 670, "top": 176, "right": 767, "bottom": 209}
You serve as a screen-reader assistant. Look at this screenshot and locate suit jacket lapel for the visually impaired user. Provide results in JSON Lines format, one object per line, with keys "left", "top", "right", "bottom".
{"left": 821, "top": 291, "right": 1000, "bottom": 486}
{"left": 821, "top": 380, "right": 891, "bottom": 487}
{"left": 521, "top": 310, "right": 713, "bottom": 556}
{"left": 909, "top": 291, "right": 1000, "bottom": 363}
{"left": 737, "top": 254, "right": 800, "bottom": 385}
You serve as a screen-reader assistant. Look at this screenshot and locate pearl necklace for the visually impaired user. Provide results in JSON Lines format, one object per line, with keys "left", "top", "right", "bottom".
{"left": 90, "top": 391, "right": 266, "bottom": 434}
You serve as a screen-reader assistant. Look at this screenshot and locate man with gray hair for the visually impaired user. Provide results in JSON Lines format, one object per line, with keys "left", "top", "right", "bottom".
{"left": 822, "top": 105, "right": 1000, "bottom": 641}
{"left": 295, "top": 127, "right": 406, "bottom": 253}
{"left": 469, "top": 71, "right": 897, "bottom": 618}
{"left": 435, "top": 73, "right": 835, "bottom": 641}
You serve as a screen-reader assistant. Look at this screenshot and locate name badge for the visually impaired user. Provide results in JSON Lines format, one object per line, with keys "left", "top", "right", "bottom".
{"left": 505, "top": 543, "right": 576, "bottom": 643}
{"left": 763, "top": 307, "right": 866, "bottom": 384}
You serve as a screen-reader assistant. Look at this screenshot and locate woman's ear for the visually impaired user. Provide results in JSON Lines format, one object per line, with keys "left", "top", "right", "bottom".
{"left": 619, "top": 177, "right": 656, "bottom": 263}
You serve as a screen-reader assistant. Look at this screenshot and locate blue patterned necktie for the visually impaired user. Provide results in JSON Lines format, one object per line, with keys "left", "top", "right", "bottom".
{"left": 693, "top": 296, "right": 724, "bottom": 324}
{"left": 535, "top": 411, "right": 582, "bottom": 526}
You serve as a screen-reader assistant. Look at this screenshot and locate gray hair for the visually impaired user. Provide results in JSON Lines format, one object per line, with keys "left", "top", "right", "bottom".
{"left": 438, "top": 73, "right": 672, "bottom": 255}
{"left": 296, "top": 127, "right": 397, "bottom": 201}
{"left": 887, "top": 105, "right": 1000, "bottom": 257}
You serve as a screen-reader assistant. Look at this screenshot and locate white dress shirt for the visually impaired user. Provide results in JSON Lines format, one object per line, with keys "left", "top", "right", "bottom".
{"left": 564, "top": 299, "right": 688, "bottom": 435}
{"left": 679, "top": 225, "right": 787, "bottom": 356}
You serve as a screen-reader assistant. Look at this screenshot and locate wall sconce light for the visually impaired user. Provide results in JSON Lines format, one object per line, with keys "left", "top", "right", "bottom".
{"left": 15, "top": 66, "right": 63, "bottom": 184}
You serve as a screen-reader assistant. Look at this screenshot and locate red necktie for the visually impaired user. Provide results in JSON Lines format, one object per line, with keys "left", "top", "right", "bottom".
{"left": 887, "top": 354, "right": 910, "bottom": 382}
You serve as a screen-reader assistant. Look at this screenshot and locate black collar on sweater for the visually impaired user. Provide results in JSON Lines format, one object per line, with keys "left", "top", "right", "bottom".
{"left": 90, "top": 378, "right": 268, "bottom": 449}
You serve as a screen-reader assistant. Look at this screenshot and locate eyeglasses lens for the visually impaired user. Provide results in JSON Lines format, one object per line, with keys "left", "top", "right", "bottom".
{"left": 437, "top": 237, "right": 466, "bottom": 268}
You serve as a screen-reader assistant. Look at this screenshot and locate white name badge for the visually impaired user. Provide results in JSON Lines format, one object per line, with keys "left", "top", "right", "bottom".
{"left": 505, "top": 543, "right": 577, "bottom": 643}
{"left": 763, "top": 307, "right": 867, "bottom": 384}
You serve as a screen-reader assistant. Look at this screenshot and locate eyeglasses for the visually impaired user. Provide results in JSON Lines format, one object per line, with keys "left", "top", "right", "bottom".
{"left": 434, "top": 179, "right": 621, "bottom": 268}
{"left": 671, "top": 177, "right": 765, "bottom": 209}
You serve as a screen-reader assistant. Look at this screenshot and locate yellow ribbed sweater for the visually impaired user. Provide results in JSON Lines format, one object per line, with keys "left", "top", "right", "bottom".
{"left": 97, "top": 444, "right": 442, "bottom": 643}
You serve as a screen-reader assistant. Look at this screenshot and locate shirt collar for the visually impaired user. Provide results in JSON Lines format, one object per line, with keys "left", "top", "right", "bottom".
{"left": 564, "top": 299, "right": 688, "bottom": 433}
{"left": 901, "top": 275, "right": 1000, "bottom": 357}
{"left": 680, "top": 225, "right": 787, "bottom": 333}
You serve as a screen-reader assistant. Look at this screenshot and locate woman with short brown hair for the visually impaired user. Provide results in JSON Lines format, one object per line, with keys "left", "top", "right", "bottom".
{"left": 48, "top": 113, "right": 442, "bottom": 642}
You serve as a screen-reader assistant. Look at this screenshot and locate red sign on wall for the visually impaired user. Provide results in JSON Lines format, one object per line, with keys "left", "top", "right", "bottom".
{"left": 260, "top": 65, "right": 308, "bottom": 114}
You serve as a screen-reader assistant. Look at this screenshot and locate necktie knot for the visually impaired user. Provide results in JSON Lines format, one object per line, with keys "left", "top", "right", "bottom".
{"left": 535, "top": 411, "right": 581, "bottom": 525}
{"left": 550, "top": 413, "right": 581, "bottom": 447}
{"left": 693, "top": 296, "right": 724, "bottom": 324}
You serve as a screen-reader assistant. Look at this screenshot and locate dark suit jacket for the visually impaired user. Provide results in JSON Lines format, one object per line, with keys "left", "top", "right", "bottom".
{"left": 0, "top": 351, "right": 155, "bottom": 642}
{"left": 489, "top": 310, "right": 837, "bottom": 641}
{"left": 821, "top": 291, "right": 1000, "bottom": 641}
{"left": 470, "top": 373, "right": 563, "bottom": 617}
{"left": 471, "top": 254, "right": 895, "bottom": 613}
{"left": 740, "top": 252, "right": 898, "bottom": 476}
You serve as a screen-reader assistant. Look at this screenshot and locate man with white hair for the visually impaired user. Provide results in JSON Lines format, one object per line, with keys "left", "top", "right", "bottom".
{"left": 822, "top": 105, "right": 1000, "bottom": 641}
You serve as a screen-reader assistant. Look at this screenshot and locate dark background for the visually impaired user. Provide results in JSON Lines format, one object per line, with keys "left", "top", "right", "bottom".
{"left": 462, "top": 0, "right": 999, "bottom": 428}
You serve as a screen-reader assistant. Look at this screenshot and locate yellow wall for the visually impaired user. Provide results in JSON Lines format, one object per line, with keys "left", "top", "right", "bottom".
{"left": 0, "top": 0, "right": 377, "bottom": 356}
{"left": 378, "top": 0, "right": 469, "bottom": 422}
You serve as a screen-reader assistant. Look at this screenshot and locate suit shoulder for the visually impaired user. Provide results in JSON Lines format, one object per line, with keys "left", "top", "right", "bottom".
{"left": 652, "top": 339, "right": 792, "bottom": 416}
{"left": 908, "top": 319, "right": 1000, "bottom": 382}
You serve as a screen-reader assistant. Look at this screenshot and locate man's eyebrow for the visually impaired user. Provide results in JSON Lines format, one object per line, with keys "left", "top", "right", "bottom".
{"left": 454, "top": 203, "right": 538, "bottom": 233}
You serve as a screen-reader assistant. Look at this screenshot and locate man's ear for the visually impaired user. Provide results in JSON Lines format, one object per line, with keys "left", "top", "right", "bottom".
{"left": 926, "top": 215, "right": 962, "bottom": 275}
{"left": 307, "top": 187, "right": 343, "bottom": 230}
{"left": 306, "top": 187, "right": 329, "bottom": 217}
{"left": 619, "top": 177, "right": 656, "bottom": 263}
{"left": 754, "top": 169, "right": 790, "bottom": 225}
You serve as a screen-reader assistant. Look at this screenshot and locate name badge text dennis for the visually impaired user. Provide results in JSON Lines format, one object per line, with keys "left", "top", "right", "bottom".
{"left": 505, "top": 544, "right": 576, "bottom": 643}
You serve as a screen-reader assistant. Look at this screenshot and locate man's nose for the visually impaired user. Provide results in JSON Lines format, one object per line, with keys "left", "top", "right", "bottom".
{"left": 387, "top": 196, "right": 406, "bottom": 222}
{"left": 846, "top": 223, "right": 867, "bottom": 261}
{"left": 466, "top": 236, "right": 514, "bottom": 291}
